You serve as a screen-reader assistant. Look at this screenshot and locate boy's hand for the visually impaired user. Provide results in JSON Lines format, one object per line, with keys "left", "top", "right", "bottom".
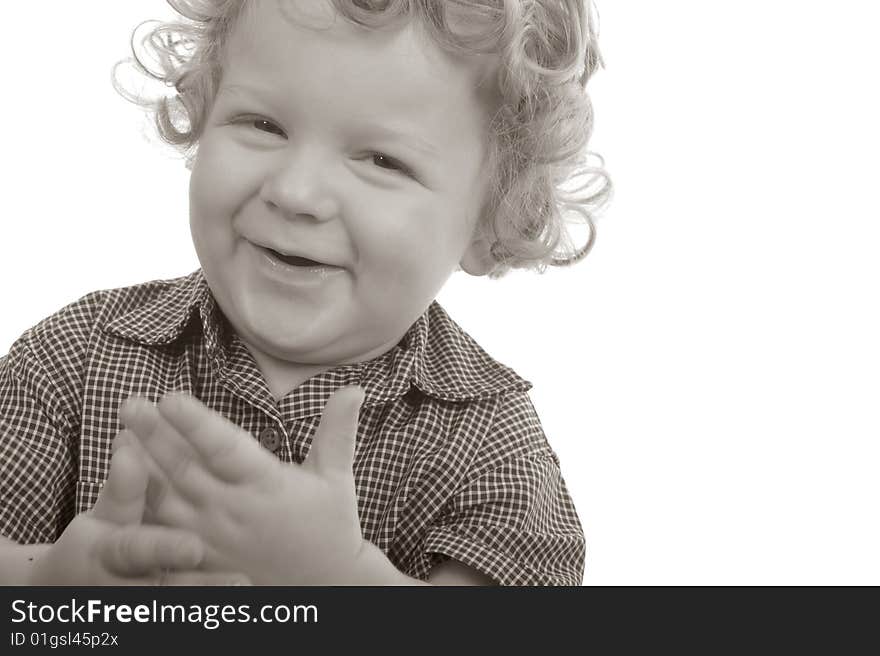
{"left": 28, "top": 443, "right": 250, "bottom": 586}
{"left": 120, "top": 387, "right": 371, "bottom": 585}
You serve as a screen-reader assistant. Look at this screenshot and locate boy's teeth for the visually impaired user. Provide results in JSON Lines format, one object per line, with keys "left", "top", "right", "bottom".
{"left": 270, "top": 250, "right": 322, "bottom": 267}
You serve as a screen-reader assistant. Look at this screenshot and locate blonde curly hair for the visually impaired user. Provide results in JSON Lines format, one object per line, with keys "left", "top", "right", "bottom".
{"left": 117, "top": 0, "right": 612, "bottom": 276}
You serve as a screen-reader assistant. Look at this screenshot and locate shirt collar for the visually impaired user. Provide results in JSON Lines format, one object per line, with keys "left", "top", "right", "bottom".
{"left": 104, "top": 270, "right": 530, "bottom": 404}
{"left": 104, "top": 270, "right": 212, "bottom": 346}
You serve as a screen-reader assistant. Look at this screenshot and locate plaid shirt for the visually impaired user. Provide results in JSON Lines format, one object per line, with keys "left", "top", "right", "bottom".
{"left": 0, "top": 271, "right": 585, "bottom": 585}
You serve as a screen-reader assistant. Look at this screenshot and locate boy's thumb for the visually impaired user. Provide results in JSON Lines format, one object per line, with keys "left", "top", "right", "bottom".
{"left": 91, "top": 432, "right": 148, "bottom": 525}
{"left": 308, "top": 386, "right": 365, "bottom": 476}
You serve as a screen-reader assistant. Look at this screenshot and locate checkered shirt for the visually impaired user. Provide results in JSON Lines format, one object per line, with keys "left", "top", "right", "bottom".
{"left": 0, "top": 271, "right": 585, "bottom": 585}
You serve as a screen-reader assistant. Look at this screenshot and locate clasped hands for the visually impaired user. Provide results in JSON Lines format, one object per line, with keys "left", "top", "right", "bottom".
{"left": 23, "top": 386, "right": 391, "bottom": 586}
{"left": 111, "top": 385, "right": 387, "bottom": 586}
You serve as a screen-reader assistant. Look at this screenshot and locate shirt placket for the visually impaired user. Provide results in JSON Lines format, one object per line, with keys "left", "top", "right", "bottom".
{"left": 204, "top": 327, "right": 292, "bottom": 460}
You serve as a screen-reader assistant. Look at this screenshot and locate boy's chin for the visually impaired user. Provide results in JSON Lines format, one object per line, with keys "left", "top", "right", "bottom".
{"left": 237, "top": 322, "right": 355, "bottom": 365}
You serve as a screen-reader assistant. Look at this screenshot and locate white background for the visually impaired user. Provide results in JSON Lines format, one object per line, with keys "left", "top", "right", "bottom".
{"left": 2, "top": 2, "right": 878, "bottom": 585}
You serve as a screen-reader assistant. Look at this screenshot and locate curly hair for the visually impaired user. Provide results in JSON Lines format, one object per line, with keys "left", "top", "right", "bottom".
{"left": 116, "top": 0, "right": 612, "bottom": 276}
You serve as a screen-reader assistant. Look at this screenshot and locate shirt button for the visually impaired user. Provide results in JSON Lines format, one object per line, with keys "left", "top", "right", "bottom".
{"left": 259, "top": 427, "right": 281, "bottom": 453}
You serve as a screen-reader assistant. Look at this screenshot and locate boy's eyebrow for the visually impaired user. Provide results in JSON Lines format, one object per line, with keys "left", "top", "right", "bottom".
{"left": 216, "top": 83, "right": 440, "bottom": 158}
{"left": 216, "top": 83, "right": 258, "bottom": 101}
{"left": 358, "top": 124, "right": 440, "bottom": 158}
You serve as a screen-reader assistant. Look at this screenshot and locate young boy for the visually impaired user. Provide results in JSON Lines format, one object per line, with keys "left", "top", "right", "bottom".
{"left": 0, "top": 0, "right": 609, "bottom": 585}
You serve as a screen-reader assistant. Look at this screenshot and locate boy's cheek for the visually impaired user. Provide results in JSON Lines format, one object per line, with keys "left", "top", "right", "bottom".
{"left": 364, "top": 250, "right": 440, "bottom": 298}
{"left": 190, "top": 139, "right": 255, "bottom": 198}
{"left": 367, "top": 217, "right": 449, "bottom": 263}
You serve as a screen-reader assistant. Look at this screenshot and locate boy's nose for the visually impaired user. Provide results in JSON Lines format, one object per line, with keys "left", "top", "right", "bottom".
{"left": 259, "top": 150, "right": 339, "bottom": 223}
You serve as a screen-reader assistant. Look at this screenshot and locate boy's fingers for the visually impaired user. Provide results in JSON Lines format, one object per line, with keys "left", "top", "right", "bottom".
{"left": 114, "top": 428, "right": 165, "bottom": 482}
{"left": 121, "top": 397, "right": 218, "bottom": 505}
{"left": 118, "top": 395, "right": 159, "bottom": 437}
{"left": 113, "top": 427, "right": 177, "bottom": 525}
{"left": 143, "top": 476, "right": 201, "bottom": 530}
{"left": 306, "top": 386, "right": 364, "bottom": 476}
{"left": 157, "top": 393, "right": 273, "bottom": 484}
{"left": 98, "top": 525, "right": 204, "bottom": 576}
{"left": 91, "top": 442, "right": 148, "bottom": 525}
{"left": 120, "top": 397, "right": 199, "bottom": 468}
{"left": 111, "top": 429, "right": 133, "bottom": 454}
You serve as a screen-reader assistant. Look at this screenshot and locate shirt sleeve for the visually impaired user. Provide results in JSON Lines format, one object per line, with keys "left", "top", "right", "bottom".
{"left": 0, "top": 298, "right": 97, "bottom": 544}
{"left": 421, "top": 392, "right": 586, "bottom": 586}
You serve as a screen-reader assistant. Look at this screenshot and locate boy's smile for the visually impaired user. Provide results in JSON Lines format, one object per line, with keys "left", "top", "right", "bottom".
{"left": 246, "top": 238, "right": 347, "bottom": 285}
{"left": 188, "top": 0, "right": 495, "bottom": 397}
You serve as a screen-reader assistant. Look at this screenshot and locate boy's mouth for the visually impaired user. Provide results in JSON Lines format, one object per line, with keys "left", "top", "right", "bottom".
{"left": 264, "top": 247, "right": 326, "bottom": 268}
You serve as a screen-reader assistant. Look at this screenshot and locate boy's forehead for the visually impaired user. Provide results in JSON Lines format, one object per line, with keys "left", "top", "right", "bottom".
{"left": 232, "top": 0, "right": 335, "bottom": 41}
{"left": 223, "top": 0, "right": 498, "bottom": 107}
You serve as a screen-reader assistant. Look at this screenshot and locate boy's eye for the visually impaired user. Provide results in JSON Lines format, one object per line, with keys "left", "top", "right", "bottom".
{"left": 251, "top": 118, "right": 286, "bottom": 138}
{"left": 371, "top": 153, "right": 411, "bottom": 176}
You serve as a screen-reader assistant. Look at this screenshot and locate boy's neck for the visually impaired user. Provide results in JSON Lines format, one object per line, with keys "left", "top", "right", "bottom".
{"left": 247, "top": 351, "right": 330, "bottom": 402}
{"left": 235, "top": 330, "right": 408, "bottom": 402}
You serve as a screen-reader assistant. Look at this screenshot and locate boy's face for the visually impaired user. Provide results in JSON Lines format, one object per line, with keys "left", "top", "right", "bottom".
{"left": 189, "top": 0, "right": 494, "bottom": 373}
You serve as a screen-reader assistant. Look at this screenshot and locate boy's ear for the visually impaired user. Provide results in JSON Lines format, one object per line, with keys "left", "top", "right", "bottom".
{"left": 459, "top": 234, "right": 494, "bottom": 277}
